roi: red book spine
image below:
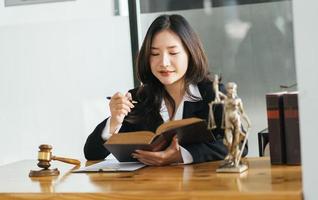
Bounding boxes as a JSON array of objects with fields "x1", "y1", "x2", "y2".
[
  {"x1": 266, "y1": 93, "x2": 286, "y2": 164},
  {"x1": 283, "y1": 92, "x2": 301, "y2": 165}
]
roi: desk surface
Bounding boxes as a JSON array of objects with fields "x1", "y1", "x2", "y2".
[{"x1": 0, "y1": 157, "x2": 302, "y2": 200}]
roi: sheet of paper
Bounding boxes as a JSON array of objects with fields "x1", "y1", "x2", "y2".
[{"x1": 72, "y1": 159, "x2": 146, "y2": 172}]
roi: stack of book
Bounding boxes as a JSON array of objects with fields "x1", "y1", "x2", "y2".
[{"x1": 266, "y1": 91, "x2": 301, "y2": 165}]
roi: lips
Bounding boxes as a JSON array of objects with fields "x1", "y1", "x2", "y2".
[{"x1": 159, "y1": 70, "x2": 174, "y2": 77}]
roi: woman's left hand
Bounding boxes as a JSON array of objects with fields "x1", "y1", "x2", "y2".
[{"x1": 132, "y1": 137, "x2": 183, "y2": 166}]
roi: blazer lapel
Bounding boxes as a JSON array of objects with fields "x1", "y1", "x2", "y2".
[
  {"x1": 183, "y1": 81, "x2": 214, "y2": 119},
  {"x1": 147, "y1": 81, "x2": 215, "y2": 129}
]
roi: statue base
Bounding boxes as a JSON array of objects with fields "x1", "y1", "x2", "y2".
[{"x1": 216, "y1": 164, "x2": 248, "y2": 173}]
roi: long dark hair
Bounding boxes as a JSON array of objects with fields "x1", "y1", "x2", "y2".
[{"x1": 128, "y1": 14, "x2": 210, "y2": 125}]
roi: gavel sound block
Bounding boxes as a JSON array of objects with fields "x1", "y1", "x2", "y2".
[{"x1": 29, "y1": 144, "x2": 81, "y2": 177}]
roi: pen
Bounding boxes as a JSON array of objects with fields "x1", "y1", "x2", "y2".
[{"x1": 106, "y1": 96, "x2": 138, "y2": 104}]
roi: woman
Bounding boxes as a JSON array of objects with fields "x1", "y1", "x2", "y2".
[{"x1": 84, "y1": 14, "x2": 246, "y2": 165}]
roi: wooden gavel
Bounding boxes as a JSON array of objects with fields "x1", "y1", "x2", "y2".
[
  {"x1": 37, "y1": 144, "x2": 80, "y2": 169},
  {"x1": 29, "y1": 144, "x2": 81, "y2": 177}
]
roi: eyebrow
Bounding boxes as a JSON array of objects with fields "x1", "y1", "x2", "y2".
[{"x1": 151, "y1": 45, "x2": 179, "y2": 50}]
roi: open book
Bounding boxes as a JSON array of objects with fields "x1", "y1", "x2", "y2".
[{"x1": 104, "y1": 117, "x2": 213, "y2": 162}]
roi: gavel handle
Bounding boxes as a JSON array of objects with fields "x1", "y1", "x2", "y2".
[{"x1": 52, "y1": 156, "x2": 81, "y2": 166}]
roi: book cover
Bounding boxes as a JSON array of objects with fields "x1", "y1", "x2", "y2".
[
  {"x1": 104, "y1": 118, "x2": 214, "y2": 162},
  {"x1": 283, "y1": 92, "x2": 301, "y2": 165},
  {"x1": 266, "y1": 92, "x2": 286, "y2": 164}
]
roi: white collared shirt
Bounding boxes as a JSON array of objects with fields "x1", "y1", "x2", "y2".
[{"x1": 102, "y1": 84, "x2": 202, "y2": 164}]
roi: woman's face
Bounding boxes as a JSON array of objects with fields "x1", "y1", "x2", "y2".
[{"x1": 150, "y1": 29, "x2": 189, "y2": 88}]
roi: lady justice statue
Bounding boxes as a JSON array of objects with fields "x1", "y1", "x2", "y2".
[{"x1": 209, "y1": 76, "x2": 251, "y2": 173}]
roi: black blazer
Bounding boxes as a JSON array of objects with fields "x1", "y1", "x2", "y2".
[{"x1": 84, "y1": 81, "x2": 248, "y2": 163}]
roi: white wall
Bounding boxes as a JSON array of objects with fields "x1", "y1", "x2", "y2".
[
  {"x1": 0, "y1": 0, "x2": 134, "y2": 165},
  {"x1": 292, "y1": 0, "x2": 318, "y2": 199}
]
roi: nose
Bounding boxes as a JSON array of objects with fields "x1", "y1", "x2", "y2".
[{"x1": 161, "y1": 52, "x2": 171, "y2": 67}]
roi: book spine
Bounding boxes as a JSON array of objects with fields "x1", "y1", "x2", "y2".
[
  {"x1": 266, "y1": 94, "x2": 286, "y2": 164},
  {"x1": 283, "y1": 93, "x2": 301, "y2": 165}
]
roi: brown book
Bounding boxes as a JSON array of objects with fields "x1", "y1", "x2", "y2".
[
  {"x1": 266, "y1": 92, "x2": 287, "y2": 164},
  {"x1": 283, "y1": 92, "x2": 301, "y2": 165},
  {"x1": 104, "y1": 118, "x2": 214, "y2": 162}
]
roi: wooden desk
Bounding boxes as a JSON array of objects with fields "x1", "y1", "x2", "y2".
[{"x1": 0, "y1": 157, "x2": 302, "y2": 200}]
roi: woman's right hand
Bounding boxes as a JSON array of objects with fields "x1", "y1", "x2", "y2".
[{"x1": 109, "y1": 92, "x2": 134, "y2": 134}]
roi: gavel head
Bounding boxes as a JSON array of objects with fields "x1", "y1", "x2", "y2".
[{"x1": 37, "y1": 144, "x2": 53, "y2": 169}]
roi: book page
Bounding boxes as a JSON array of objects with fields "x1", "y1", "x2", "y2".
[
  {"x1": 155, "y1": 117, "x2": 202, "y2": 135},
  {"x1": 106, "y1": 131, "x2": 155, "y2": 144}
]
